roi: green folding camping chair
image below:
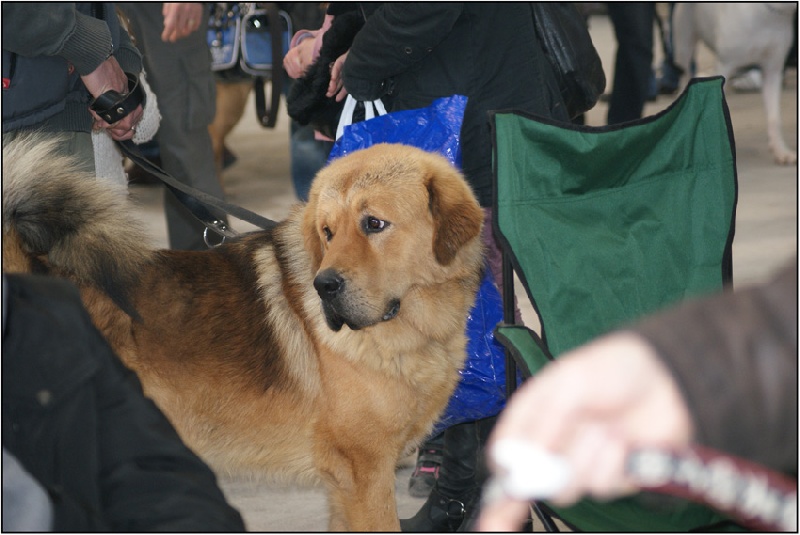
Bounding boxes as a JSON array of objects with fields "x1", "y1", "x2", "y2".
[{"x1": 490, "y1": 77, "x2": 740, "y2": 531}]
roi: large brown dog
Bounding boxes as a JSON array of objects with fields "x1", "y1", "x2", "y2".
[{"x1": 2, "y1": 137, "x2": 485, "y2": 531}]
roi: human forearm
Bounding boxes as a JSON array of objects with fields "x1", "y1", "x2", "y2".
[
  {"x1": 2, "y1": 4, "x2": 116, "y2": 77},
  {"x1": 2, "y1": 4, "x2": 86, "y2": 57},
  {"x1": 635, "y1": 260, "x2": 798, "y2": 473}
]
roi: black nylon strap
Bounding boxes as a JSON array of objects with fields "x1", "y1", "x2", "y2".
[
  {"x1": 253, "y1": 3, "x2": 284, "y2": 128},
  {"x1": 118, "y1": 140, "x2": 278, "y2": 239}
]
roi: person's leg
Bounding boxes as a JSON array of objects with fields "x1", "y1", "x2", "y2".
[
  {"x1": 409, "y1": 431, "x2": 444, "y2": 498},
  {"x1": 4, "y1": 131, "x2": 95, "y2": 175},
  {"x1": 122, "y1": 3, "x2": 225, "y2": 251},
  {"x1": 607, "y1": 3, "x2": 656, "y2": 124},
  {"x1": 401, "y1": 420, "x2": 484, "y2": 532},
  {"x1": 656, "y1": 3, "x2": 681, "y2": 94},
  {"x1": 290, "y1": 121, "x2": 333, "y2": 202},
  {"x1": 401, "y1": 416, "x2": 499, "y2": 532},
  {"x1": 404, "y1": 208, "x2": 515, "y2": 521},
  {"x1": 65, "y1": 132, "x2": 98, "y2": 175},
  {"x1": 209, "y1": 78, "x2": 252, "y2": 180}
]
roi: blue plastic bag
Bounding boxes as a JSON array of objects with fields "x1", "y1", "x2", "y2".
[
  {"x1": 435, "y1": 269, "x2": 508, "y2": 433},
  {"x1": 328, "y1": 94, "x2": 466, "y2": 165},
  {"x1": 328, "y1": 95, "x2": 509, "y2": 433}
]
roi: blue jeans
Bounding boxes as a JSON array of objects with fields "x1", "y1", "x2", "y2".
[{"x1": 290, "y1": 121, "x2": 333, "y2": 202}]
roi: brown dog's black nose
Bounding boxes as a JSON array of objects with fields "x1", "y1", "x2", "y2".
[{"x1": 314, "y1": 269, "x2": 345, "y2": 300}]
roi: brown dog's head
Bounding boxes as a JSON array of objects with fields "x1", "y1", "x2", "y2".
[{"x1": 302, "y1": 144, "x2": 484, "y2": 332}]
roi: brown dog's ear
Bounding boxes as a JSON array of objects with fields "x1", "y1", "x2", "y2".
[
  {"x1": 301, "y1": 192, "x2": 324, "y2": 270},
  {"x1": 425, "y1": 164, "x2": 484, "y2": 266}
]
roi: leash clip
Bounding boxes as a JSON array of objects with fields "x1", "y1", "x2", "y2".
[{"x1": 203, "y1": 219, "x2": 237, "y2": 248}]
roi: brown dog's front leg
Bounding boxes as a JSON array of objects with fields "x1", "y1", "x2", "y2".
[
  {"x1": 341, "y1": 461, "x2": 400, "y2": 531},
  {"x1": 322, "y1": 452, "x2": 400, "y2": 531},
  {"x1": 326, "y1": 498, "x2": 349, "y2": 532}
]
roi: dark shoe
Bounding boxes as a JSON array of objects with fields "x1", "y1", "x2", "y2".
[
  {"x1": 455, "y1": 488, "x2": 481, "y2": 532},
  {"x1": 456, "y1": 416, "x2": 501, "y2": 532},
  {"x1": 409, "y1": 434, "x2": 444, "y2": 498},
  {"x1": 401, "y1": 420, "x2": 486, "y2": 532},
  {"x1": 647, "y1": 75, "x2": 658, "y2": 102},
  {"x1": 400, "y1": 486, "x2": 473, "y2": 532},
  {"x1": 656, "y1": 61, "x2": 681, "y2": 96},
  {"x1": 222, "y1": 145, "x2": 238, "y2": 170}
]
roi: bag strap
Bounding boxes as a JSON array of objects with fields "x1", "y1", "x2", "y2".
[
  {"x1": 335, "y1": 95, "x2": 387, "y2": 140},
  {"x1": 253, "y1": 3, "x2": 284, "y2": 128},
  {"x1": 118, "y1": 140, "x2": 277, "y2": 243}
]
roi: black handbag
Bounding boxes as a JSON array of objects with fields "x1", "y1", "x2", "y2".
[{"x1": 531, "y1": 3, "x2": 606, "y2": 119}]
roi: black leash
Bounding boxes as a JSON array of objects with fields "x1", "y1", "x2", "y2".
[
  {"x1": 118, "y1": 140, "x2": 278, "y2": 245},
  {"x1": 95, "y1": 70, "x2": 277, "y2": 244}
]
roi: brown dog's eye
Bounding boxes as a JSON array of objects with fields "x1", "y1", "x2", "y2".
[
  {"x1": 322, "y1": 226, "x2": 333, "y2": 241},
  {"x1": 364, "y1": 216, "x2": 387, "y2": 234}
]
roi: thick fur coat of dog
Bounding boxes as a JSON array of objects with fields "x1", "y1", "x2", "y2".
[
  {"x1": 2, "y1": 137, "x2": 485, "y2": 531},
  {"x1": 672, "y1": 2, "x2": 797, "y2": 165}
]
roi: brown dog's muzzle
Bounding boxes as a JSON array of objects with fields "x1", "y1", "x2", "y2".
[{"x1": 313, "y1": 268, "x2": 400, "y2": 332}]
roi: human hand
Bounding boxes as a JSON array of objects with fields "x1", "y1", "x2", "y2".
[
  {"x1": 326, "y1": 51, "x2": 349, "y2": 102},
  {"x1": 477, "y1": 331, "x2": 693, "y2": 532},
  {"x1": 161, "y1": 3, "x2": 204, "y2": 43},
  {"x1": 284, "y1": 36, "x2": 317, "y2": 79},
  {"x1": 82, "y1": 56, "x2": 143, "y2": 141}
]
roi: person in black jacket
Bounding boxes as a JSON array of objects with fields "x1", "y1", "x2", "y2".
[
  {"x1": 340, "y1": 3, "x2": 569, "y2": 209},
  {"x1": 330, "y1": 4, "x2": 572, "y2": 531},
  {"x1": 2, "y1": 274, "x2": 245, "y2": 532}
]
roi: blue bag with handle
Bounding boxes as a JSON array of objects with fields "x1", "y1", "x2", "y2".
[{"x1": 328, "y1": 95, "x2": 510, "y2": 433}]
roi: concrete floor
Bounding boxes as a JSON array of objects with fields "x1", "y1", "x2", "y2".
[{"x1": 127, "y1": 13, "x2": 797, "y2": 532}]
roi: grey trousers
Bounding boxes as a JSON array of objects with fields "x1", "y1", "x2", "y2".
[
  {"x1": 3, "y1": 131, "x2": 95, "y2": 175},
  {"x1": 120, "y1": 3, "x2": 225, "y2": 250}
]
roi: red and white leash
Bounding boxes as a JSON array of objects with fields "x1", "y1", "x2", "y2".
[{"x1": 486, "y1": 440, "x2": 797, "y2": 532}]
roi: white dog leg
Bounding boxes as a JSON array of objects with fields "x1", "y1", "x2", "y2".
[{"x1": 761, "y1": 62, "x2": 797, "y2": 165}]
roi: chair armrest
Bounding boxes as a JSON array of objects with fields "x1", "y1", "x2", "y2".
[{"x1": 494, "y1": 324, "x2": 553, "y2": 379}]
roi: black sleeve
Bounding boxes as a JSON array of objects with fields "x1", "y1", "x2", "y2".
[
  {"x1": 635, "y1": 259, "x2": 798, "y2": 475},
  {"x1": 2, "y1": 275, "x2": 245, "y2": 532},
  {"x1": 113, "y1": 17, "x2": 143, "y2": 76},
  {"x1": 343, "y1": 2, "x2": 463, "y2": 100},
  {"x1": 91, "y1": 315, "x2": 244, "y2": 531},
  {"x1": 327, "y1": 2, "x2": 360, "y2": 17},
  {"x1": 96, "y1": 350, "x2": 245, "y2": 531}
]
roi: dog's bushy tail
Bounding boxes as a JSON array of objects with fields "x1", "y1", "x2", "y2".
[{"x1": 2, "y1": 134, "x2": 152, "y2": 316}]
